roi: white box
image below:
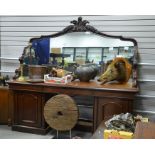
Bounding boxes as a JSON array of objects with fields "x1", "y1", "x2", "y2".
[{"x1": 44, "y1": 74, "x2": 73, "y2": 84}]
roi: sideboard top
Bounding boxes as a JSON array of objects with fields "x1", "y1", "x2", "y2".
[{"x1": 8, "y1": 80, "x2": 139, "y2": 93}]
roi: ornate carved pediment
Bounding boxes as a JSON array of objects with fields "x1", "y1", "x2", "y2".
[
  {"x1": 27, "y1": 16, "x2": 138, "y2": 87},
  {"x1": 29, "y1": 16, "x2": 137, "y2": 47},
  {"x1": 51, "y1": 16, "x2": 99, "y2": 34}
]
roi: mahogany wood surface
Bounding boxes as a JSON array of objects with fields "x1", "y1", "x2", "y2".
[
  {"x1": 134, "y1": 122, "x2": 155, "y2": 139},
  {"x1": 8, "y1": 80, "x2": 138, "y2": 134},
  {"x1": 0, "y1": 86, "x2": 9, "y2": 124}
]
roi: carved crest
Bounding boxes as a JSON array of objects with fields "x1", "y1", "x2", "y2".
[
  {"x1": 29, "y1": 16, "x2": 137, "y2": 47},
  {"x1": 62, "y1": 16, "x2": 97, "y2": 33},
  {"x1": 70, "y1": 16, "x2": 89, "y2": 31}
]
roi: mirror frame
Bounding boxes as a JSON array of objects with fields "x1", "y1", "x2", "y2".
[{"x1": 27, "y1": 17, "x2": 138, "y2": 88}]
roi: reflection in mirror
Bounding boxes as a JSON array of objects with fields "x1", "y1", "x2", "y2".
[
  {"x1": 15, "y1": 17, "x2": 138, "y2": 87},
  {"x1": 50, "y1": 32, "x2": 134, "y2": 66}
]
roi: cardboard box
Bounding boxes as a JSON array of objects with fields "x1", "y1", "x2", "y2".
[
  {"x1": 51, "y1": 48, "x2": 61, "y2": 54},
  {"x1": 104, "y1": 129, "x2": 133, "y2": 139}
]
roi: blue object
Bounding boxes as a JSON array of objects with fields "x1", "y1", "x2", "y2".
[{"x1": 32, "y1": 38, "x2": 50, "y2": 65}]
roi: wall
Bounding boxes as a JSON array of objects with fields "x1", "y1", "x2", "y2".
[{"x1": 0, "y1": 15, "x2": 155, "y2": 121}]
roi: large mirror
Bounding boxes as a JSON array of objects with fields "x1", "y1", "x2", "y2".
[
  {"x1": 50, "y1": 32, "x2": 134, "y2": 65},
  {"x1": 16, "y1": 17, "x2": 138, "y2": 87}
]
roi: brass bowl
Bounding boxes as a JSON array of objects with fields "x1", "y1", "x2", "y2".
[{"x1": 28, "y1": 65, "x2": 48, "y2": 79}]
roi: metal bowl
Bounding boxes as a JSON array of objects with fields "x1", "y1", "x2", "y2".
[{"x1": 28, "y1": 65, "x2": 48, "y2": 79}]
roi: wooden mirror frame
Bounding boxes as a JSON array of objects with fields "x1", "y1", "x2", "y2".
[{"x1": 24, "y1": 17, "x2": 139, "y2": 88}]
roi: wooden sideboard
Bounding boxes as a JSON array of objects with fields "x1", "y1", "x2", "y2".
[{"x1": 8, "y1": 80, "x2": 138, "y2": 134}]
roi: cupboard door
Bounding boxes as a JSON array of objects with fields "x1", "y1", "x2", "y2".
[
  {"x1": 94, "y1": 97, "x2": 129, "y2": 130},
  {"x1": 0, "y1": 87, "x2": 9, "y2": 124},
  {"x1": 14, "y1": 92, "x2": 42, "y2": 128}
]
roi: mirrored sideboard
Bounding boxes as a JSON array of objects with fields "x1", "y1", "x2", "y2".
[{"x1": 8, "y1": 17, "x2": 139, "y2": 134}]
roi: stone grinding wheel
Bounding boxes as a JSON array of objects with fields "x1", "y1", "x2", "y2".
[{"x1": 44, "y1": 94, "x2": 78, "y2": 131}]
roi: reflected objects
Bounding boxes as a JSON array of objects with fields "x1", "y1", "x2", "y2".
[
  {"x1": 32, "y1": 38, "x2": 50, "y2": 65},
  {"x1": 50, "y1": 53, "x2": 71, "y2": 66},
  {"x1": 13, "y1": 43, "x2": 39, "y2": 80},
  {"x1": 51, "y1": 32, "x2": 134, "y2": 67},
  {"x1": 22, "y1": 43, "x2": 39, "y2": 65},
  {"x1": 14, "y1": 17, "x2": 138, "y2": 87},
  {"x1": 64, "y1": 62, "x2": 78, "y2": 73}
]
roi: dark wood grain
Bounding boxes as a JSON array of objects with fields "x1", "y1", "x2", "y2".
[
  {"x1": 134, "y1": 122, "x2": 155, "y2": 139},
  {"x1": 0, "y1": 86, "x2": 9, "y2": 124},
  {"x1": 8, "y1": 80, "x2": 138, "y2": 134},
  {"x1": 13, "y1": 91, "x2": 49, "y2": 134}
]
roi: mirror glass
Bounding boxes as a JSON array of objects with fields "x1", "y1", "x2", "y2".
[{"x1": 50, "y1": 32, "x2": 134, "y2": 65}]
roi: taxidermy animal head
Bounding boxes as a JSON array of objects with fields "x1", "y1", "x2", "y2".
[{"x1": 98, "y1": 57, "x2": 132, "y2": 84}]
